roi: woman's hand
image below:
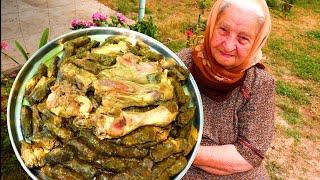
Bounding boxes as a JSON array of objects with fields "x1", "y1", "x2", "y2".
[{"x1": 193, "y1": 145, "x2": 253, "y2": 175}]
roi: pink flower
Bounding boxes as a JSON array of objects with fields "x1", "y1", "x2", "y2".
[
  {"x1": 71, "y1": 19, "x2": 95, "y2": 29},
  {"x1": 1, "y1": 41, "x2": 9, "y2": 51},
  {"x1": 185, "y1": 29, "x2": 193, "y2": 38},
  {"x1": 92, "y1": 12, "x2": 107, "y2": 21},
  {"x1": 116, "y1": 13, "x2": 126, "y2": 24},
  {"x1": 71, "y1": 19, "x2": 82, "y2": 28},
  {"x1": 83, "y1": 21, "x2": 95, "y2": 28}
]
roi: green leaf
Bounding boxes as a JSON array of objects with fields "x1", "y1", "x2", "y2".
[
  {"x1": 39, "y1": 28, "x2": 49, "y2": 49},
  {"x1": 14, "y1": 40, "x2": 28, "y2": 61}
]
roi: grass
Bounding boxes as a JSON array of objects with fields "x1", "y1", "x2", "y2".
[
  {"x1": 111, "y1": 0, "x2": 137, "y2": 15},
  {"x1": 266, "y1": 160, "x2": 285, "y2": 180},
  {"x1": 285, "y1": 128, "x2": 301, "y2": 142},
  {"x1": 277, "y1": 101, "x2": 302, "y2": 125},
  {"x1": 112, "y1": 0, "x2": 153, "y2": 16},
  {"x1": 266, "y1": 0, "x2": 320, "y2": 13},
  {"x1": 306, "y1": 30, "x2": 320, "y2": 41},
  {"x1": 294, "y1": 0, "x2": 320, "y2": 12},
  {"x1": 266, "y1": 35, "x2": 320, "y2": 82},
  {"x1": 276, "y1": 80, "x2": 310, "y2": 105},
  {"x1": 264, "y1": 1, "x2": 320, "y2": 82},
  {"x1": 165, "y1": 40, "x2": 187, "y2": 53}
]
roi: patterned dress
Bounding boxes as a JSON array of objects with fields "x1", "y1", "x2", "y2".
[{"x1": 176, "y1": 48, "x2": 275, "y2": 180}]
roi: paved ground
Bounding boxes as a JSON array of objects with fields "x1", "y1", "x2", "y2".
[{"x1": 1, "y1": 0, "x2": 132, "y2": 73}]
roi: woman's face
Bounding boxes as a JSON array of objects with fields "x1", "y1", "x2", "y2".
[{"x1": 211, "y1": 5, "x2": 261, "y2": 68}]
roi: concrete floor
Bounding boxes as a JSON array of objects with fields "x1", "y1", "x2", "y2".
[{"x1": 1, "y1": 0, "x2": 131, "y2": 72}]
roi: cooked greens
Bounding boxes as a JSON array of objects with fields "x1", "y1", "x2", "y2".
[{"x1": 20, "y1": 35, "x2": 198, "y2": 179}]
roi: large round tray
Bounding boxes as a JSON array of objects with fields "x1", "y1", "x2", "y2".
[{"x1": 7, "y1": 27, "x2": 203, "y2": 179}]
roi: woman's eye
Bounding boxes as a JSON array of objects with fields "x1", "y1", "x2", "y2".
[
  {"x1": 218, "y1": 27, "x2": 227, "y2": 35},
  {"x1": 239, "y1": 36, "x2": 249, "y2": 43},
  {"x1": 241, "y1": 36, "x2": 248, "y2": 41}
]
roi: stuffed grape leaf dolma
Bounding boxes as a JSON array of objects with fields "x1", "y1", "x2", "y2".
[
  {"x1": 25, "y1": 64, "x2": 47, "y2": 95},
  {"x1": 41, "y1": 164, "x2": 86, "y2": 180},
  {"x1": 31, "y1": 105, "x2": 42, "y2": 135},
  {"x1": 95, "y1": 156, "x2": 141, "y2": 172},
  {"x1": 67, "y1": 138, "x2": 97, "y2": 162},
  {"x1": 120, "y1": 126, "x2": 169, "y2": 147},
  {"x1": 30, "y1": 130, "x2": 60, "y2": 150},
  {"x1": 62, "y1": 36, "x2": 91, "y2": 58},
  {"x1": 27, "y1": 76, "x2": 56, "y2": 105},
  {"x1": 181, "y1": 124, "x2": 198, "y2": 156},
  {"x1": 20, "y1": 35, "x2": 198, "y2": 179},
  {"x1": 96, "y1": 171, "x2": 114, "y2": 180},
  {"x1": 44, "y1": 146, "x2": 74, "y2": 165},
  {"x1": 64, "y1": 158, "x2": 99, "y2": 179},
  {"x1": 79, "y1": 130, "x2": 148, "y2": 158},
  {"x1": 112, "y1": 166, "x2": 152, "y2": 180},
  {"x1": 47, "y1": 56, "x2": 60, "y2": 78},
  {"x1": 21, "y1": 106, "x2": 33, "y2": 138},
  {"x1": 152, "y1": 154, "x2": 187, "y2": 179},
  {"x1": 150, "y1": 137, "x2": 187, "y2": 162}
]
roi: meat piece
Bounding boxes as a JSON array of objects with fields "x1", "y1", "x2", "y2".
[
  {"x1": 99, "y1": 53, "x2": 161, "y2": 84},
  {"x1": 73, "y1": 104, "x2": 178, "y2": 139},
  {"x1": 94, "y1": 70, "x2": 174, "y2": 114},
  {"x1": 21, "y1": 141, "x2": 48, "y2": 168},
  {"x1": 91, "y1": 40, "x2": 129, "y2": 55},
  {"x1": 58, "y1": 63, "x2": 96, "y2": 91},
  {"x1": 46, "y1": 81, "x2": 93, "y2": 118}
]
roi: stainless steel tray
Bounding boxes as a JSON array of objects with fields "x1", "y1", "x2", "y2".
[{"x1": 7, "y1": 27, "x2": 203, "y2": 180}]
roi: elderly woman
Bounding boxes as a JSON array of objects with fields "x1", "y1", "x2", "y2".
[{"x1": 177, "y1": 0, "x2": 274, "y2": 179}]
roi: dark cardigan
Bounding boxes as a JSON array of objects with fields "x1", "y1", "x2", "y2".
[{"x1": 177, "y1": 48, "x2": 275, "y2": 180}]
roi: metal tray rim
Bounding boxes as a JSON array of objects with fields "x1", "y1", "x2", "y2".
[{"x1": 7, "y1": 27, "x2": 204, "y2": 180}]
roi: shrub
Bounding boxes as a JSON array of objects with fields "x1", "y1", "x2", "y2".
[
  {"x1": 198, "y1": 0, "x2": 212, "y2": 14},
  {"x1": 266, "y1": 0, "x2": 277, "y2": 8},
  {"x1": 129, "y1": 16, "x2": 158, "y2": 39}
]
